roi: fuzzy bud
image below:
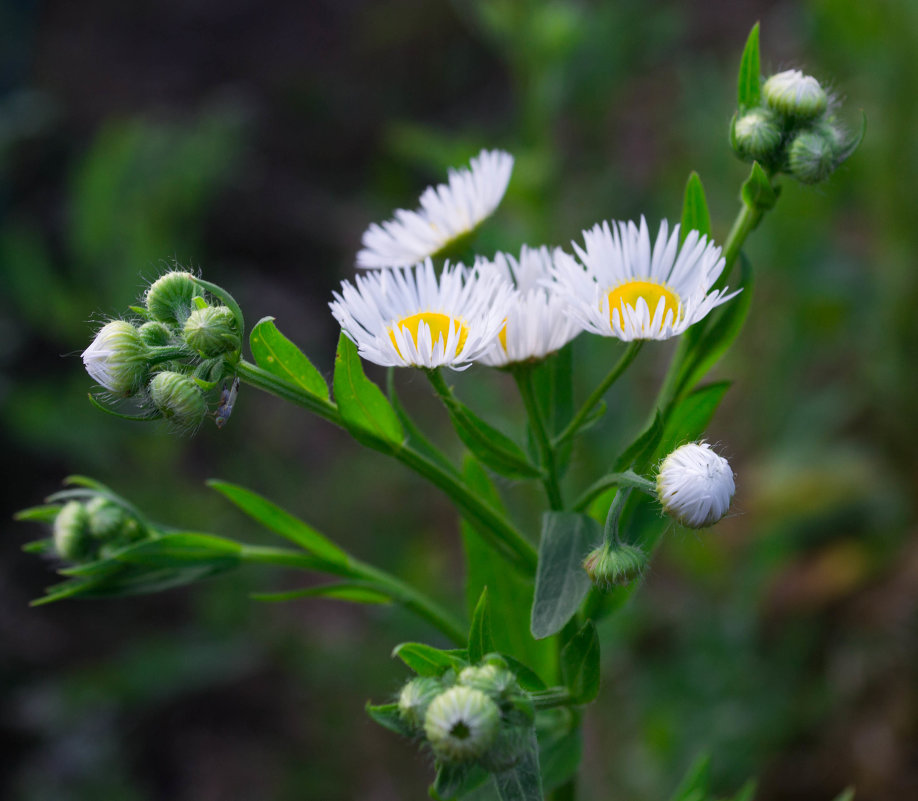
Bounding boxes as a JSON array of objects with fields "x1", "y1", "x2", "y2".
[
  {"x1": 82, "y1": 320, "x2": 150, "y2": 395},
  {"x1": 763, "y1": 69, "x2": 828, "y2": 120},
  {"x1": 85, "y1": 497, "x2": 126, "y2": 541},
  {"x1": 138, "y1": 321, "x2": 174, "y2": 347},
  {"x1": 583, "y1": 541, "x2": 648, "y2": 590},
  {"x1": 424, "y1": 686, "x2": 500, "y2": 763},
  {"x1": 731, "y1": 108, "x2": 783, "y2": 162},
  {"x1": 183, "y1": 306, "x2": 240, "y2": 357},
  {"x1": 458, "y1": 663, "x2": 517, "y2": 699},
  {"x1": 53, "y1": 501, "x2": 95, "y2": 562},
  {"x1": 145, "y1": 271, "x2": 197, "y2": 326},
  {"x1": 656, "y1": 442, "x2": 735, "y2": 528},
  {"x1": 149, "y1": 370, "x2": 206, "y2": 429},
  {"x1": 397, "y1": 677, "x2": 443, "y2": 731},
  {"x1": 786, "y1": 125, "x2": 840, "y2": 184}
]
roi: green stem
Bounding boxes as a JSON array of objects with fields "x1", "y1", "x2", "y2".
[
  {"x1": 554, "y1": 341, "x2": 643, "y2": 447},
  {"x1": 530, "y1": 687, "x2": 575, "y2": 709},
  {"x1": 240, "y1": 545, "x2": 466, "y2": 645},
  {"x1": 718, "y1": 197, "x2": 764, "y2": 287},
  {"x1": 148, "y1": 345, "x2": 195, "y2": 364},
  {"x1": 512, "y1": 364, "x2": 563, "y2": 510},
  {"x1": 236, "y1": 359, "x2": 536, "y2": 575},
  {"x1": 572, "y1": 470, "x2": 656, "y2": 512}
]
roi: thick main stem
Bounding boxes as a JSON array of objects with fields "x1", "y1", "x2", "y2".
[
  {"x1": 512, "y1": 365, "x2": 563, "y2": 510},
  {"x1": 554, "y1": 341, "x2": 643, "y2": 447}
]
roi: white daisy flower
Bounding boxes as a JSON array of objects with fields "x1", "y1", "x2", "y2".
[
  {"x1": 330, "y1": 258, "x2": 512, "y2": 370},
  {"x1": 550, "y1": 217, "x2": 739, "y2": 341},
  {"x1": 477, "y1": 245, "x2": 583, "y2": 366},
  {"x1": 656, "y1": 442, "x2": 735, "y2": 528},
  {"x1": 356, "y1": 149, "x2": 514, "y2": 270}
]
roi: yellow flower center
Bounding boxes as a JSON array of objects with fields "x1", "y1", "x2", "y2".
[
  {"x1": 389, "y1": 312, "x2": 469, "y2": 357},
  {"x1": 607, "y1": 280, "x2": 681, "y2": 331},
  {"x1": 498, "y1": 321, "x2": 508, "y2": 352}
]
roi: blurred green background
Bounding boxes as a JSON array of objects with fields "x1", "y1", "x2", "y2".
[{"x1": 2, "y1": 0, "x2": 916, "y2": 799}]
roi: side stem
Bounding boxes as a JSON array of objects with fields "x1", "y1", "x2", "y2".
[{"x1": 512, "y1": 364, "x2": 563, "y2": 510}]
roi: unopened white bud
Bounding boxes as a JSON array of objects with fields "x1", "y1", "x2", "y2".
[
  {"x1": 656, "y1": 442, "x2": 735, "y2": 528},
  {"x1": 763, "y1": 69, "x2": 828, "y2": 120},
  {"x1": 82, "y1": 320, "x2": 150, "y2": 395},
  {"x1": 424, "y1": 686, "x2": 500, "y2": 763}
]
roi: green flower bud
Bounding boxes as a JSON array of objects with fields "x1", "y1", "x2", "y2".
[
  {"x1": 583, "y1": 541, "x2": 648, "y2": 590},
  {"x1": 763, "y1": 69, "x2": 828, "y2": 120},
  {"x1": 53, "y1": 501, "x2": 95, "y2": 562},
  {"x1": 458, "y1": 664, "x2": 517, "y2": 699},
  {"x1": 85, "y1": 497, "x2": 126, "y2": 541},
  {"x1": 149, "y1": 370, "x2": 206, "y2": 429},
  {"x1": 138, "y1": 321, "x2": 175, "y2": 347},
  {"x1": 145, "y1": 271, "x2": 197, "y2": 325},
  {"x1": 479, "y1": 724, "x2": 530, "y2": 773},
  {"x1": 786, "y1": 124, "x2": 842, "y2": 184},
  {"x1": 82, "y1": 320, "x2": 150, "y2": 395},
  {"x1": 183, "y1": 306, "x2": 240, "y2": 357},
  {"x1": 424, "y1": 686, "x2": 500, "y2": 763},
  {"x1": 731, "y1": 108, "x2": 783, "y2": 162},
  {"x1": 397, "y1": 677, "x2": 443, "y2": 731}
]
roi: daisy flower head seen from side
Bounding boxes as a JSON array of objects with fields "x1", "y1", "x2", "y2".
[
  {"x1": 330, "y1": 258, "x2": 513, "y2": 370},
  {"x1": 550, "y1": 217, "x2": 739, "y2": 341},
  {"x1": 477, "y1": 245, "x2": 583, "y2": 367},
  {"x1": 356, "y1": 149, "x2": 514, "y2": 270}
]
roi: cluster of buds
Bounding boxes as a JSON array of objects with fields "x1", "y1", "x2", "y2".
[
  {"x1": 81, "y1": 270, "x2": 242, "y2": 430},
  {"x1": 397, "y1": 654, "x2": 534, "y2": 772},
  {"x1": 52, "y1": 497, "x2": 147, "y2": 563},
  {"x1": 731, "y1": 69, "x2": 856, "y2": 184}
]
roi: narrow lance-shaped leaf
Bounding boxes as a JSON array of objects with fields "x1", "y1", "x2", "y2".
[
  {"x1": 560, "y1": 621, "x2": 600, "y2": 704},
  {"x1": 680, "y1": 172, "x2": 712, "y2": 243},
  {"x1": 468, "y1": 586, "x2": 494, "y2": 664},
  {"x1": 741, "y1": 161, "x2": 778, "y2": 211},
  {"x1": 249, "y1": 316, "x2": 328, "y2": 400},
  {"x1": 334, "y1": 333, "x2": 405, "y2": 451},
  {"x1": 654, "y1": 381, "x2": 732, "y2": 463},
  {"x1": 737, "y1": 22, "x2": 761, "y2": 109},
  {"x1": 365, "y1": 702, "x2": 413, "y2": 737},
  {"x1": 251, "y1": 582, "x2": 392, "y2": 605},
  {"x1": 391, "y1": 642, "x2": 466, "y2": 676},
  {"x1": 530, "y1": 513, "x2": 596, "y2": 639}
]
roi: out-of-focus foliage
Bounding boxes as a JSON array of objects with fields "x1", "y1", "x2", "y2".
[{"x1": 2, "y1": 1, "x2": 916, "y2": 800}]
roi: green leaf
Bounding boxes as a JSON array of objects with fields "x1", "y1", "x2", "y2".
[
  {"x1": 392, "y1": 642, "x2": 466, "y2": 676},
  {"x1": 442, "y1": 396, "x2": 542, "y2": 480},
  {"x1": 680, "y1": 172, "x2": 712, "y2": 243},
  {"x1": 492, "y1": 730, "x2": 543, "y2": 801},
  {"x1": 500, "y1": 655, "x2": 547, "y2": 692},
  {"x1": 251, "y1": 582, "x2": 392, "y2": 605},
  {"x1": 741, "y1": 161, "x2": 778, "y2": 211},
  {"x1": 737, "y1": 22, "x2": 761, "y2": 110},
  {"x1": 614, "y1": 411, "x2": 664, "y2": 473},
  {"x1": 366, "y1": 702, "x2": 413, "y2": 737},
  {"x1": 530, "y1": 513, "x2": 596, "y2": 639},
  {"x1": 15, "y1": 505, "x2": 63, "y2": 523},
  {"x1": 655, "y1": 382, "x2": 731, "y2": 463},
  {"x1": 668, "y1": 754, "x2": 711, "y2": 801},
  {"x1": 431, "y1": 762, "x2": 490, "y2": 801},
  {"x1": 729, "y1": 779, "x2": 758, "y2": 801},
  {"x1": 539, "y1": 727, "x2": 582, "y2": 793},
  {"x1": 112, "y1": 532, "x2": 242, "y2": 567},
  {"x1": 830, "y1": 789, "x2": 855, "y2": 801},
  {"x1": 249, "y1": 316, "x2": 329, "y2": 400},
  {"x1": 468, "y1": 587, "x2": 494, "y2": 664},
  {"x1": 460, "y1": 457, "x2": 555, "y2": 681},
  {"x1": 208, "y1": 480, "x2": 350, "y2": 567},
  {"x1": 560, "y1": 621, "x2": 600, "y2": 703},
  {"x1": 334, "y1": 333, "x2": 405, "y2": 451},
  {"x1": 22, "y1": 539, "x2": 54, "y2": 554}
]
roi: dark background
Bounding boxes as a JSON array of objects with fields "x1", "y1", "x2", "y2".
[{"x1": 2, "y1": 1, "x2": 916, "y2": 799}]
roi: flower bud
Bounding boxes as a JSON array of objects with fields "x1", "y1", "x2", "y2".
[
  {"x1": 458, "y1": 663, "x2": 517, "y2": 699},
  {"x1": 53, "y1": 501, "x2": 95, "y2": 562},
  {"x1": 145, "y1": 271, "x2": 197, "y2": 325},
  {"x1": 85, "y1": 496, "x2": 126, "y2": 541},
  {"x1": 656, "y1": 442, "x2": 735, "y2": 528},
  {"x1": 479, "y1": 724, "x2": 530, "y2": 773},
  {"x1": 82, "y1": 320, "x2": 150, "y2": 395},
  {"x1": 583, "y1": 541, "x2": 648, "y2": 590},
  {"x1": 763, "y1": 69, "x2": 828, "y2": 120},
  {"x1": 149, "y1": 370, "x2": 206, "y2": 429},
  {"x1": 398, "y1": 677, "x2": 443, "y2": 731},
  {"x1": 731, "y1": 108, "x2": 783, "y2": 162},
  {"x1": 183, "y1": 305, "x2": 240, "y2": 357},
  {"x1": 424, "y1": 686, "x2": 500, "y2": 763},
  {"x1": 786, "y1": 125, "x2": 839, "y2": 184},
  {"x1": 138, "y1": 321, "x2": 174, "y2": 347}
]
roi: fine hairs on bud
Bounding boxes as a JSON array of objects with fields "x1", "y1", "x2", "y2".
[
  {"x1": 763, "y1": 69, "x2": 828, "y2": 120},
  {"x1": 583, "y1": 541, "x2": 648, "y2": 590},
  {"x1": 82, "y1": 320, "x2": 150, "y2": 395},
  {"x1": 656, "y1": 442, "x2": 735, "y2": 529},
  {"x1": 787, "y1": 126, "x2": 840, "y2": 184},
  {"x1": 148, "y1": 370, "x2": 207, "y2": 430},
  {"x1": 145, "y1": 271, "x2": 198, "y2": 326},
  {"x1": 424, "y1": 686, "x2": 500, "y2": 763},
  {"x1": 183, "y1": 305, "x2": 240, "y2": 357},
  {"x1": 731, "y1": 108, "x2": 783, "y2": 162},
  {"x1": 138, "y1": 321, "x2": 175, "y2": 347},
  {"x1": 397, "y1": 677, "x2": 443, "y2": 731}
]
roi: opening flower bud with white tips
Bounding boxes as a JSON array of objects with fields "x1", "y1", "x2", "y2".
[
  {"x1": 424, "y1": 685, "x2": 500, "y2": 763},
  {"x1": 82, "y1": 320, "x2": 150, "y2": 395},
  {"x1": 763, "y1": 69, "x2": 828, "y2": 120},
  {"x1": 656, "y1": 442, "x2": 735, "y2": 528}
]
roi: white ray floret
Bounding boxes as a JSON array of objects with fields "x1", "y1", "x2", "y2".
[
  {"x1": 477, "y1": 245, "x2": 583, "y2": 366},
  {"x1": 656, "y1": 441, "x2": 735, "y2": 528},
  {"x1": 549, "y1": 217, "x2": 739, "y2": 341},
  {"x1": 357, "y1": 149, "x2": 514, "y2": 269},
  {"x1": 330, "y1": 258, "x2": 513, "y2": 370}
]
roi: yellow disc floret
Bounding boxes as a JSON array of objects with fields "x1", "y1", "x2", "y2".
[
  {"x1": 607, "y1": 280, "x2": 681, "y2": 332},
  {"x1": 389, "y1": 312, "x2": 469, "y2": 357}
]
